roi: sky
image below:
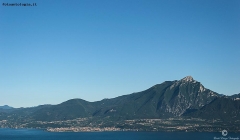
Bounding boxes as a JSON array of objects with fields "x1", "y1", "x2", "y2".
[{"x1": 0, "y1": 0, "x2": 240, "y2": 108}]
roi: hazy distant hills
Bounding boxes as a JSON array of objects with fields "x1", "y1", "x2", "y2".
[
  {"x1": 0, "y1": 105, "x2": 13, "y2": 110},
  {"x1": 0, "y1": 105, "x2": 14, "y2": 113},
  {"x1": 230, "y1": 93, "x2": 240, "y2": 99},
  {"x1": 1, "y1": 76, "x2": 240, "y2": 122}
]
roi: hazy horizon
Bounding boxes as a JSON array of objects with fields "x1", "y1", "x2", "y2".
[{"x1": 1, "y1": 0, "x2": 240, "y2": 107}]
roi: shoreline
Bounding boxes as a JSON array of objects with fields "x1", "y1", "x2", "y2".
[{"x1": 1, "y1": 127, "x2": 240, "y2": 133}]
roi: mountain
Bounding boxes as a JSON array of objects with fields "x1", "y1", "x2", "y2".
[
  {"x1": 183, "y1": 96, "x2": 240, "y2": 121},
  {"x1": 1, "y1": 76, "x2": 239, "y2": 132},
  {"x1": 1, "y1": 76, "x2": 223, "y2": 121},
  {"x1": 31, "y1": 99, "x2": 96, "y2": 121},
  {"x1": 0, "y1": 105, "x2": 13, "y2": 109},
  {"x1": 88, "y1": 76, "x2": 219, "y2": 119},
  {"x1": 230, "y1": 93, "x2": 240, "y2": 100}
]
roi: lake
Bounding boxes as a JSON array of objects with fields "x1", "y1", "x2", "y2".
[{"x1": 0, "y1": 128, "x2": 239, "y2": 140}]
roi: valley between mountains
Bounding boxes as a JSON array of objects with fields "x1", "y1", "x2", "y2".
[{"x1": 0, "y1": 76, "x2": 240, "y2": 132}]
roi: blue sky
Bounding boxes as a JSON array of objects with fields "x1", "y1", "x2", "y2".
[{"x1": 1, "y1": 0, "x2": 240, "y2": 107}]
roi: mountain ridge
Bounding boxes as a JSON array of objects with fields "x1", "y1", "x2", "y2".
[
  {"x1": 1, "y1": 76, "x2": 239, "y2": 132},
  {"x1": 0, "y1": 76, "x2": 239, "y2": 123}
]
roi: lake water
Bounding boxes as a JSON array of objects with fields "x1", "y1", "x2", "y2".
[{"x1": 0, "y1": 128, "x2": 239, "y2": 140}]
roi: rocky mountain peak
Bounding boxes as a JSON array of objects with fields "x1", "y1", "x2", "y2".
[{"x1": 181, "y1": 76, "x2": 194, "y2": 82}]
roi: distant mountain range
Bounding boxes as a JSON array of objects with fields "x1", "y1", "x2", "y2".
[{"x1": 1, "y1": 76, "x2": 240, "y2": 131}]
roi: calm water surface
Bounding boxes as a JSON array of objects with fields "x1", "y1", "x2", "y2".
[{"x1": 0, "y1": 128, "x2": 239, "y2": 140}]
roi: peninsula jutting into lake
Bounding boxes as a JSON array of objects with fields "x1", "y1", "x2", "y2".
[{"x1": 0, "y1": 76, "x2": 240, "y2": 132}]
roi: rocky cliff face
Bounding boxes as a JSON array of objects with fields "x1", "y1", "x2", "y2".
[{"x1": 157, "y1": 76, "x2": 219, "y2": 116}]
